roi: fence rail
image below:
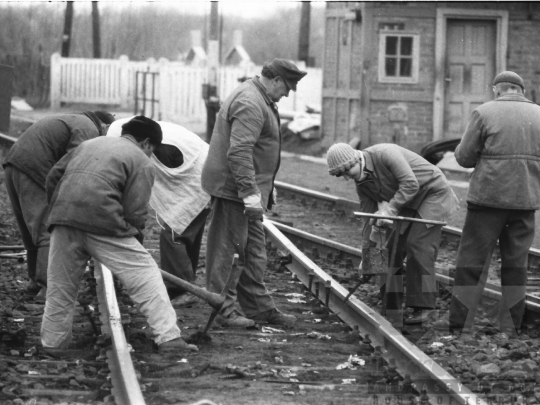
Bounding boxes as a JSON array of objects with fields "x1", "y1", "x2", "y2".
[{"x1": 50, "y1": 53, "x2": 322, "y2": 123}]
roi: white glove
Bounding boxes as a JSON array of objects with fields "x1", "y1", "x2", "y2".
[
  {"x1": 367, "y1": 201, "x2": 393, "y2": 228},
  {"x1": 243, "y1": 193, "x2": 263, "y2": 221},
  {"x1": 243, "y1": 193, "x2": 262, "y2": 209},
  {"x1": 369, "y1": 226, "x2": 387, "y2": 246},
  {"x1": 272, "y1": 187, "x2": 278, "y2": 206}
]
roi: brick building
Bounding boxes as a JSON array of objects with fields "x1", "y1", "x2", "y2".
[{"x1": 322, "y1": 2, "x2": 540, "y2": 152}]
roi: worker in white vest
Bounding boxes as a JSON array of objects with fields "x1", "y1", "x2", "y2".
[{"x1": 107, "y1": 118, "x2": 211, "y2": 307}]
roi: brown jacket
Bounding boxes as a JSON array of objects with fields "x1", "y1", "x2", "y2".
[{"x1": 201, "y1": 77, "x2": 280, "y2": 209}]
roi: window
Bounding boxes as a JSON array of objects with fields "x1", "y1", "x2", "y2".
[{"x1": 378, "y1": 31, "x2": 420, "y2": 83}]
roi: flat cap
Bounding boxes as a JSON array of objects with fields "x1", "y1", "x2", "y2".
[
  {"x1": 93, "y1": 110, "x2": 115, "y2": 125},
  {"x1": 493, "y1": 71, "x2": 524, "y2": 89},
  {"x1": 269, "y1": 58, "x2": 307, "y2": 92},
  {"x1": 121, "y1": 116, "x2": 162, "y2": 146}
]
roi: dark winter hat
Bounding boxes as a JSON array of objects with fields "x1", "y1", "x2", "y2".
[
  {"x1": 268, "y1": 59, "x2": 307, "y2": 91},
  {"x1": 93, "y1": 110, "x2": 115, "y2": 125},
  {"x1": 121, "y1": 116, "x2": 162, "y2": 146},
  {"x1": 493, "y1": 71, "x2": 525, "y2": 89}
]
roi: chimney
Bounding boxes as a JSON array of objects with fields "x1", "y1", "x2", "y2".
[{"x1": 190, "y1": 30, "x2": 202, "y2": 48}]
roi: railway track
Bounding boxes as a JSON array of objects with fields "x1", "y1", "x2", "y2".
[
  {"x1": 273, "y1": 181, "x2": 540, "y2": 321},
  {"x1": 1, "y1": 129, "x2": 539, "y2": 404}
]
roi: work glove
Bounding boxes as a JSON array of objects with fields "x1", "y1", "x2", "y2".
[
  {"x1": 271, "y1": 187, "x2": 278, "y2": 206},
  {"x1": 369, "y1": 226, "x2": 387, "y2": 246},
  {"x1": 369, "y1": 201, "x2": 395, "y2": 228},
  {"x1": 243, "y1": 193, "x2": 264, "y2": 222}
]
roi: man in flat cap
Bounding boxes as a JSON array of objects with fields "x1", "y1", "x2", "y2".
[
  {"x1": 433, "y1": 71, "x2": 540, "y2": 336},
  {"x1": 202, "y1": 59, "x2": 307, "y2": 327},
  {"x1": 41, "y1": 116, "x2": 198, "y2": 353},
  {"x1": 3, "y1": 110, "x2": 115, "y2": 298}
]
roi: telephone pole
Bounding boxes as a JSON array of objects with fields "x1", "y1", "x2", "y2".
[
  {"x1": 298, "y1": 2, "x2": 311, "y2": 66},
  {"x1": 204, "y1": 1, "x2": 221, "y2": 142},
  {"x1": 61, "y1": 1, "x2": 74, "y2": 57},
  {"x1": 91, "y1": 1, "x2": 102, "y2": 58}
]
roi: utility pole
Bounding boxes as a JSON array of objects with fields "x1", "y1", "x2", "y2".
[
  {"x1": 204, "y1": 1, "x2": 221, "y2": 142},
  {"x1": 61, "y1": 1, "x2": 74, "y2": 57},
  {"x1": 91, "y1": 1, "x2": 102, "y2": 58},
  {"x1": 298, "y1": 2, "x2": 311, "y2": 66}
]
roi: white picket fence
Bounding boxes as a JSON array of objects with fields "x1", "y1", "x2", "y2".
[{"x1": 50, "y1": 53, "x2": 322, "y2": 123}]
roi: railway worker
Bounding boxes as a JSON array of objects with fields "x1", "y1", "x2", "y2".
[
  {"x1": 201, "y1": 59, "x2": 307, "y2": 327},
  {"x1": 432, "y1": 71, "x2": 540, "y2": 336},
  {"x1": 3, "y1": 111, "x2": 115, "y2": 298},
  {"x1": 41, "y1": 116, "x2": 197, "y2": 352},
  {"x1": 107, "y1": 118, "x2": 211, "y2": 308},
  {"x1": 326, "y1": 143, "x2": 458, "y2": 326}
]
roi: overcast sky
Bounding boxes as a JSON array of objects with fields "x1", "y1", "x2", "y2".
[{"x1": 4, "y1": 0, "x2": 326, "y2": 20}]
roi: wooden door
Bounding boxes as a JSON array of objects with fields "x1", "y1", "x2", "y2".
[{"x1": 443, "y1": 19, "x2": 496, "y2": 139}]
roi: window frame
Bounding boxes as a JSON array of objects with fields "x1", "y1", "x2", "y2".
[{"x1": 378, "y1": 30, "x2": 420, "y2": 84}]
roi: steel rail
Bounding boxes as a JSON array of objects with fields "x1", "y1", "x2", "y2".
[
  {"x1": 94, "y1": 262, "x2": 146, "y2": 405},
  {"x1": 264, "y1": 219, "x2": 487, "y2": 405},
  {"x1": 271, "y1": 220, "x2": 540, "y2": 317},
  {"x1": 274, "y1": 180, "x2": 540, "y2": 266},
  {"x1": 2, "y1": 126, "x2": 228, "y2": 404},
  {"x1": 1, "y1": 129, "x2": 147, "y2": 404}
]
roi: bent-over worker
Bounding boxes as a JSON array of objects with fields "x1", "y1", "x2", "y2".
[
  {"x1": 3, "y1": 111, "x2": 115, "y2": 297},
  {"x1": 107, "y1": 118, "x2": 211, "y2": 307},
  {"x1": 326, "y1": 143, "x2": 458, "y2": 325},
  {"x1": 41, "y1": 116, "x2": 197, "y2": 352}
]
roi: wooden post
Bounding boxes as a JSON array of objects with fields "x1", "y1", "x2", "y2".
[
  {"x1": 119, "y1": 55, "x2": 129, "y2": 109},
  {"x1": 205, "y1": 1, "x2": 220, "y2": 142},
  {"x1": 61, "y1": 2, "x2": 74, "y2": 57},
  {"x1": 158, "y1": 57, "x2": 169, "y2": 121},
  {"x1": 91, "y1": 1, "x2": 102, "y2": 59},
  {"x1": 298, "y1": 2, "x2": 311, "y2": 66},
  {"x1": 50, "y1": 53, "x2": 62, "y2": 110}
]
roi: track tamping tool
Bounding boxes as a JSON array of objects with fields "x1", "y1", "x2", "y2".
[
  {"x1": 344, "y1": 212, "x2": 446, "y2": 327},
  {"x1": 160, "y1": 254, "x2": 241, "y2": 342}
]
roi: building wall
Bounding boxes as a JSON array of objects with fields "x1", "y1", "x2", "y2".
[
  {"x1": 323, "y1": 2, "x2": 540, "y2": 153},
  {"x1": 364, "y1": 5, "x2": 437, "y2": 152}
]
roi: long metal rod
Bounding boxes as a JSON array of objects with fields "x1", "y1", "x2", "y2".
[
  {"x1": 264, "y1": 219, "x2": 487, "y2": 405},
  {"x1": 0, "y1": 245, "x2": 25, "y2": 251},
  {"x1": 354, "y1": 212, "x2": 447, "y2": 226}
]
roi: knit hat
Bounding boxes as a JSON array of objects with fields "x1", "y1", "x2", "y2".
[
  {"x1": 268, "y1": 59, "x2": 307, "y2": 91},
  {"x1": 327, "y1": 143, "x2": 364, "y2": 176},
  {"x1": 93, "y1": 110, "x2": 115, "y2": 125},
  {"x1": 121, "y1": 116, "x2": 163, "y2": 146},
  {"x1": 493, "y1": 71, "x2": 524, "y2": 89}
]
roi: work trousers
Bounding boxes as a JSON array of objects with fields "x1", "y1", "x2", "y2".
[
  {"x1": 205, "y1": 197, "x2": 275, "y2": 318},
  {"x1": 383, "y1": 210, "x2": 441, "y2": 314},
  {"x1": 160, "y1": 208, "x2": 210, "y2": 298},
  {"x1": 41, "y1": 225, "x2": 181, "y2": 348},
  {"x1": 4, "y1": 165, "x2": 49, "y2": 287},
  {"x1": 449, "y1": 206, "x2": 534, "y2": 332}
]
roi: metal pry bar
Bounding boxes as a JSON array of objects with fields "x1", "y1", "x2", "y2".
[{"x1": 353, "y1": 212, "x2": 447, "y2": 226}]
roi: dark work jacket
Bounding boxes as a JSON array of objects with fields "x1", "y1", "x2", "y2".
[
  {"x1": 455, "y1": 93, "x2": 540, "y2": 210},
  {"x1": 46, "y1": 136, "x2": 154, "y2": 238},
  {"x1": 4, "y1": 114, "x2": 102, "y2": 189},
  {"x1": 356, "y1": 144, "x2": 457, "y2": 248},
  {"x1": 201, "y1": 77, "x2": 280, "y2": 209}
]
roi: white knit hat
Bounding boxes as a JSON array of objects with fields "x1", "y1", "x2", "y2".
[{"x1": 326, "y1": 143, "x2": 364, "y2": 176}]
